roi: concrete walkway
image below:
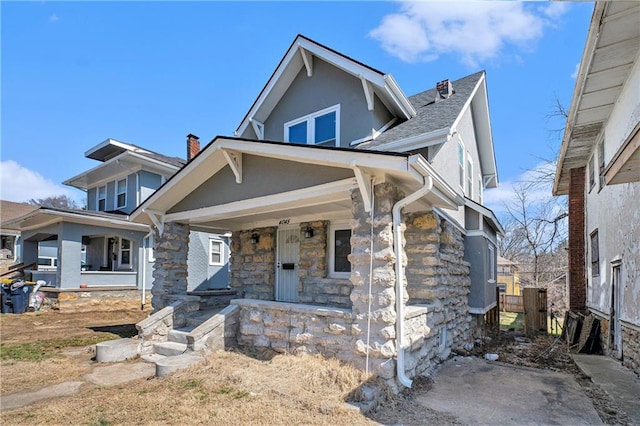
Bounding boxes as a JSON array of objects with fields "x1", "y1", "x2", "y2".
[
  {"x1": 418, "y1": 356, "x2": 603, "y2": 425},
  {"x1": 0, "y1": 361, "x2": 156, "y2": 411},
  {"x1": 573, "y1": 354, "x2": 640, "y2": 423}
]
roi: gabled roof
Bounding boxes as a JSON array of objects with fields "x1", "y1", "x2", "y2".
[
  {"x1": 553, "y1": 2, "x2": 640, "y2": 195},
  {"x1": 86, "y1": 138, "x2": 185, "y2": 168},
  {"x1": 131, "y1": 136, "x2": 464, "y2": 230},
  {"x1": 65, "y1": 140, "x2": 186, "y2": 190},
  {"x1": 361, "y1": 71, "x2": 499, "y2": 189},
  {"x1": 235, "y1": 34, "x2": 416, "y2": 139},
  {"x1": 0, "y1": 200, "x2": 39, "y2": 232}
]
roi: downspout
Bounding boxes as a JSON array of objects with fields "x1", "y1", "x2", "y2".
[{"x1": 392, "y1": 175, "x2": 433, "y2": 388}]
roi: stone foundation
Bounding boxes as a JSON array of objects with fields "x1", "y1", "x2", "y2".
[
  {"x1": 40, "y1": 287, "x2": 152, "y2": 312},
  {"x1": 622, "y1": 325, "x2": 640, "y2": 375}
]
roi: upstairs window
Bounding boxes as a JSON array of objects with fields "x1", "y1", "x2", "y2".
[
  {"x1": 458, "y1": 142, "x2": 465, "y2": 189},
  {"x1": 466, "y1": 155, "x2": 473, "y2": 197},
  {"x1": 598, "y1": 142, "x2": 605, "y2": 190},
  {"x1": 478, "y1": 175, "x2": 484, "y2": 204},
  {"x1": 284, "y1": 105, "x2": 339, "y2": 147},
  {"x1": 588, "y1": 154, "x2": 595, "y2": 191},
  {"x1": 116, "y1": 178, "x2": 127, "y2": 209},
  {"x1": 97, "y1": 186, "x2": 107, "y2": 211}
]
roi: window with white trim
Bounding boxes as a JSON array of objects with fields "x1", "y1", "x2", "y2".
[
  {"x1": 597, "y1": 141, "x2": 605, "y2": 190},
  {"x1": 478, "y1": 175, "x2": 484, "y2": 204},
  {"x1": 588, "y1": 154, "x2": 595, "y2": 191},
  {"x1": 209, "y1": 239, "x2": 223, "y2": 266},
  {"x1": 119, "y1": 238, "x2": 131, "y2": 268},
  {"x1": 97, "y1": 185, "x2": 107, "y2": 211},
  {"x1": 466, "y1": 154, "x2": 473, "y2": 197},
  {"x1": 458, "y1": 142, "x2": 465, "y2": 189},
  {"x1": 590, "y1": 230, "x2": 599, "y2": 277},
  {"x1": 284, "y1": 105, "x2": 340, "y2": 147},
  {"x1": 116, "y1": 178, "x2": 127, "y2": 209},
  {"x1": 328, "y1": 222, "x2": 351, "y2": 278}
]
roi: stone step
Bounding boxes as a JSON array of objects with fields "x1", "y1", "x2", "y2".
[
  {"x1": 153, "y1": 341, "x2": 187, "y2": 357},
  {"x1": 186, "y1": 308, "x2": 221, "y2": 328},
  {"x1": 141, "y1": 353, "x2": 166, "y2": 363},
  {"x1": 168, "y1": 329, "x2": 190, "y2": 344},
  {"x1": 155, "y1": 353, "x2": 205, "y2": 377}
]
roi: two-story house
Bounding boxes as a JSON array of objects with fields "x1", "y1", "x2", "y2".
[
  {"x1": 3, "y1": 137, "x2": 230, "y2": 311},
  {"x1": 130, "y1": 35, "x2": 502, "y2": 388},
  {"x1": 553, "y1": 2, "x2": 640, "y2": 375}
]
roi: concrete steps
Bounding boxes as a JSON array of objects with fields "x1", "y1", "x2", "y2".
[
  {"x1": 153, "y1": 341, "x2": 188, "y2": 357},
  {"x1": 156, "y1": 353, "x2": 206, "y2": 377}
]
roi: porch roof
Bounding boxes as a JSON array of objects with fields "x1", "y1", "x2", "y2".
[
  {"x1": 1, "y1": 207, "x2": 149, "y2": 233},
  {"x1": 130, "y1": 137, "x2": 463, "y2": 232}
]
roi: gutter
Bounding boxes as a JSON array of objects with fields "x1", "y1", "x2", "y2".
[{"x1": 392, "y1": 174, "x2": 433, "y2": 388}]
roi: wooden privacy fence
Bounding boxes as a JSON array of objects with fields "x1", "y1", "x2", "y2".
[
  {"x1": 523, "y1": 288, "x2": 548, "y2": 335},
  {"x1": 499, "y1": 294, "x2": 524, "y2": 313}
]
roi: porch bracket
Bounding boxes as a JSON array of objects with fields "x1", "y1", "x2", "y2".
[
  {"x1": 144, "y1": 209, "x2": 166, "y2": 236},
  {"x1": 249, "y1": 117, "x2": 264, "y2": 140},
  {"x1": 351, "y1": 163, "x2": 372, "y2": 213},
  {"x1": 222, "y1": 149, "x2": 243, "y2": 184},
  {"x1": 360, "y1": 76, "x2": 375, "y2": 111},
  {"x1": 298, "y1": 46, "x2": 313, "y2": 77}
]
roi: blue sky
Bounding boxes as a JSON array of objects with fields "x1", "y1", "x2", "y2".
[{"x1": 1, "y1": 1, "x2": 594, "y2": 214}]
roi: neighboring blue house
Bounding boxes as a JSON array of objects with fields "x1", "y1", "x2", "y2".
[{"x1": 2, "y1": 136, "x2": 230, "y2": 310}]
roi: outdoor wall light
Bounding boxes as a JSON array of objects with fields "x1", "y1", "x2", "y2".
[
  {"x1": 250, "y1": 233, "x2": 260, "y2": 245},
  {"x1": 304, "y1": 226, "x2": 314, "y2": 238}
]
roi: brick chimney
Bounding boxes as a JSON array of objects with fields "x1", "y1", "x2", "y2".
[
  {"x1": 435, "y1": 79, "x2": 453, "y2": 102},
  {"x1": 186, "y1": 133, "x2": 200, "y2": 161}
]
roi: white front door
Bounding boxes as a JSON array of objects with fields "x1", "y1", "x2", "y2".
[{"x1": 276, "y1": 227, "x2": 299, "y2": 302}]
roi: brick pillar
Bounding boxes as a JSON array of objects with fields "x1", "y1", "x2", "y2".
[
  {"x1": 568, "y1": 167, "x2": 586, "y2": 311},
  {"x1": 151, "y1": 222, "x2": 190, "y2": 310},
  {"x1": 350, "y1": 182, "x2": 403, "y2": 381}
]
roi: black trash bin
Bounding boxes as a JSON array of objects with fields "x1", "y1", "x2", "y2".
[
  {"x1": 6, "y1": 283, "x2": 33, "y2": 314},
  {"x1": 1, "y1": 284, "x2": 12, "y2": 313}
]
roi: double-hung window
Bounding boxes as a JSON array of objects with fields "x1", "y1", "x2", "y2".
[
  {"x1": 209, "y1": 239, "x2": 223, "y2": 266},
  {"x1": 97, "y1": 186, "x2": 107, "y2": 211},
  {"x1": 116, "y1": 178, "x2": 127, "y2": 209},
  {"x1": 590, "y1": 230, "x2": 599, "y2": 277},
  {"x1": 458, "y1": 142, "x2": 465, "y2": 189},
  {"x1": 598, "y1": 142, "x2": 605, "y2": 190},
  {"x1": 284, "y1": 105, "x2": 339, "y2": 147},
  {"x1": 466, "y1": 155, "x2": 473, "y2": 197},
  {"x1": 119, "y1": 238, "x2": 131, "y2": 268},
  {"x1": 328, "y1": 222, "x2": 351, "y2": 278}
]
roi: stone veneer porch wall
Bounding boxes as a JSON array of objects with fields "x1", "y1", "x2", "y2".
[
  {"x1": 152, "y1": 223, "x2": 190, "y2": 310},
  {"x1": 229, "y1": 223, "x2": 352, "y2": 308}
]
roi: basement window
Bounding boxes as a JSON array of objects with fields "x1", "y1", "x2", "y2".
[{"x1": 284, "y1": 105, "x2": 340, "y2": 147}]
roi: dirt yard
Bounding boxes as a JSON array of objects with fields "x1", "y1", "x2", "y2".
[{"x1": 0, "y1": 310, "x2": 628, "y2": 425}]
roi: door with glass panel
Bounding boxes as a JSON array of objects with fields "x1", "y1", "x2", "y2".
[{"x1": 276, "y1": 227, "x2": 300, "y2": 302}]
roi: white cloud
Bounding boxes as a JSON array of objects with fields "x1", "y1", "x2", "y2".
[
  {"x1": 49, "y1": 13, "x2": 60, "y2": 23},
  {"x1": 370, "y1": 1, "x2": 570, "y2": 67},
  {"x1": 484, "y1": 162, "x2": 558, "y2": 216},
  {"x1": 0, "y1": 160, "x2": 76, "y2": 203},
  {"x1": 571, "y1": 62, "x2": 580, "y2": 79}
]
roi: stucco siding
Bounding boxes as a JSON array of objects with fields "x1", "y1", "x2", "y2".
[
  {"x1": 260, "y1": 57, "x2": 392, "y2": 146},
  {"x1": 169, "y1": 155, "x2": 353, "y2": 214},
  {"x1": 605, "y1": 57, "x2": 640, "y2": 163}
]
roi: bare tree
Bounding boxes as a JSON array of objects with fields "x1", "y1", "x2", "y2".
[{"x1": 28, "y1": 195, "x2": 84, "y2": 210}]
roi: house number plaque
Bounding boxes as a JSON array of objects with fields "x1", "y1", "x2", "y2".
[{"x1": 279, "y1": 219, "x2": 290, "y2": 225}]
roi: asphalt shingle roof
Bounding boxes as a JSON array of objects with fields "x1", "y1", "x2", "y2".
[{"x1": 360, "y1": 71, "x2": 485, "y2": 149}]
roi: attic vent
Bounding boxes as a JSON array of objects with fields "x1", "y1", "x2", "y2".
[{"x1": 435, "y1": 79, "x2": 453, "y2": 101}]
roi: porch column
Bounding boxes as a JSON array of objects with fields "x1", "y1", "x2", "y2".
[
  {"x1": 152, "y1": 222, "x2": 190, "y2": 310},
  {"x1": 350, "y1": 182, "x2": 403, "y2": 381}
]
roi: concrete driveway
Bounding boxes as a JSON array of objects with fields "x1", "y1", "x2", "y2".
[{"x1": 417, "y1": 356, "x2": 602, "y2": 425}]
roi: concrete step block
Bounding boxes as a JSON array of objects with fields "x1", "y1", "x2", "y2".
[
  {"x1": 141, "y1": 353, "x2": 166, "y2": 363},
  {"x1": 96, "y1": 338, "x2": 139, "y2": 363},
  {"x1": 168, "y1": 329, "x2": 190, "y2": 344},
  {"x1": 156, "y1": 353, "x2": 205, "y2": 377},
  {"x1": 153, "y1": 341, "x2": 187, "y2": 357}
]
